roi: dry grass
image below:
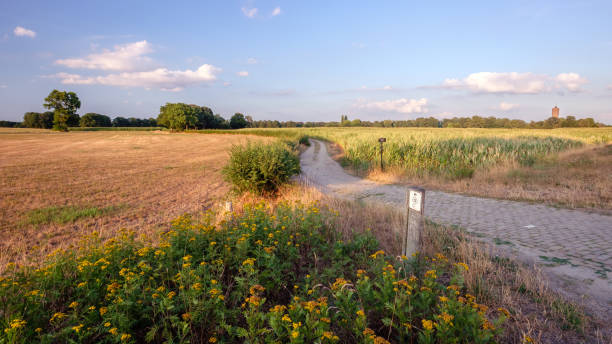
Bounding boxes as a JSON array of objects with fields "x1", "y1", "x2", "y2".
[
  {"x1": 328, "y1": 141, "x2": 612, "y2": 212},
  {"x1": 235, "y1": 184, "x2": 610, "y2": 343},
  {"x1": 0, "y1": 129, "x2": 269, "y2": 269}
]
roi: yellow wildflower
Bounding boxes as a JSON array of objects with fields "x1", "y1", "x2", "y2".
[
  {"x1": 242, "y1": 258, "x2": 256, "y2": 266},
  {"x1": 109, "y1": 327, "x2": 118, "y2": 335},
  {"x1": 121, "y1": 333, "x2": 131, "y2": 341},
  {"x1": 456, "y1": 262, "x2": 469, "y2": 271},
  {"x1": 369, "y1": 250, "x2": 385, "y2": 258},
  {"x1": 50, "y1": 312, "x2": 66, "y2": 322},
  {"x1": 422, "y1": 319, "x2": 434, "y2": 331}
]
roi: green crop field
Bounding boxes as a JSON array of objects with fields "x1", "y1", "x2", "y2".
[{"x1": 217, "y1": 127, "x2": 612, "y2": 179}]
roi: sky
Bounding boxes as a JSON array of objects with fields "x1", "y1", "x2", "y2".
[{"x1": 1, "y1": 0, "x2": 611, "y2": 123}]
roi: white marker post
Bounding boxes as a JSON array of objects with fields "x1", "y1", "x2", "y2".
[{"x1": 403, "y1": 187, "x2": 425, "y2": 257}]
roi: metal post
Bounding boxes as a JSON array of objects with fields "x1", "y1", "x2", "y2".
[{"x1": 403, "y1": 187, "x2": 425, "y2": 257}]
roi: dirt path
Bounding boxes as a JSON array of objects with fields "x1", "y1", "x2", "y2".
[{"x1": 301, "y1": 139, "x2": 612, "y2": 320}]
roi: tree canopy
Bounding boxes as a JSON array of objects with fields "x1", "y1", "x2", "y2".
[
  {"x1": 157, "y1": 103, "x2": 229, "y2": 130},
  {"x1": 80, "y1": 113, "x2": 112, "y2": 127},
  {"x1": 43, "y1": 90, "x2": 81, "y2": 131}
]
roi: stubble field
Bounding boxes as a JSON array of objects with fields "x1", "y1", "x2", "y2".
[{"x1": 0, "y1": 129, "x2": 267, "y2": 269}]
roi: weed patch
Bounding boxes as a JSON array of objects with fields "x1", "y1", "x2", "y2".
[{"x1": 23, "y1": 205, "x2": 119, "y2": 225}]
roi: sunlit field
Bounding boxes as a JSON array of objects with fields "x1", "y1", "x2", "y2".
[
  {"x1": 210, "y1": 127, "x2": 612, "y2": 209},
  {"x1": 0, "y1": 129, "x2": 268, "y2": 269}
]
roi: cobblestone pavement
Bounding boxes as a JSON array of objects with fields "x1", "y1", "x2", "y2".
[{"x1": 301, "y1": 140, "x2": 612, "y2": 317}]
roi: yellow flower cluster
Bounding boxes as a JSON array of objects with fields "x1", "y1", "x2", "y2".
[{"x1": 331, "y1": 277, "x2": 350, "y2": 291}]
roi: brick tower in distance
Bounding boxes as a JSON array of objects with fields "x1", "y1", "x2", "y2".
[{"x1": 552, "y1": 106, "x2": 559, "y2": 118}]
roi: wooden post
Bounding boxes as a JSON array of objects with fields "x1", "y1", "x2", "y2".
[{"x1": 403, "y1": 187, "x2": 425, "y2": 257}]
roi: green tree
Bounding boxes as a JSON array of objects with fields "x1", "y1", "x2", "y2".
[
  {"x1": 80, "y1": 113, "x2": 112, "y2": 127},
  {"x1": 230, "y1": 113, "x2": 248, "y2": 129},
  {"x1": 43, "y1": 90, "x2": 81, "y2": 131}
]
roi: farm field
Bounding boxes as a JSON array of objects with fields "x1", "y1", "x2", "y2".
[
  {"x1": 1, "y1": 128, "x2": 609, "y2": 343},
  {"x1": 0, "y1": 129, "x2": 268, "y2": 269},
  {"x1": 223, "y1": 127, "x2": 612, "y2": 210}
]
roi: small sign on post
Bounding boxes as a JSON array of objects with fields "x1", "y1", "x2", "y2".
[{"x1": 403, "y1": 187, "x2": 425, "y2": 257}]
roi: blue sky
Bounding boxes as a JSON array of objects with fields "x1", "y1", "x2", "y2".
[{"x1": 1, "y1": 0, "x2": 611, "y2": 123}]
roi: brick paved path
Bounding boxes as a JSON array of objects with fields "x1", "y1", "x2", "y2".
[{"x1": 301, "y1": 140, "x2": 612, "y2": 317}]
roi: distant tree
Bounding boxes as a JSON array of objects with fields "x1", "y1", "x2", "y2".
[
  {"x1": 43, "y1": 90, "x2": 81, "y2": 131},
  {"x1": 0, "y1": 120, "x2": 20, "y2": 128},
  {"x1": 230, "y1": 113, "x2": 248, "y2": 129},
  {"x1": 577, "y1": 117, "x2": 597, "y2": 127},
  {"x1": 157, "y1": 103, "x2": 218, "y2": 130},
  {"x1": 112, "y1": 117, "x2": 129, "y2": 127},
  {"x1": 245, "y1": 115, "x2": 254, "y2": 128},
  {"x1": 214, "y1": 114, "x2": 230, "y2": 129},
  {"x1": 80, "y1": 113, "x2": 112, "y2": 127},
  {"x1": 22, "y1": 112, "x2": 41, "y2": 128},
  {"x1": 40, "y1": 111, "x2": 54, "y2": 128}
]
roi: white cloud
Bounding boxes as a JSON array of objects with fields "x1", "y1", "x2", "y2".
[
  {"x1": 499, "y1": 102, "x2": 519, "y2": 111},
  {"x1": 0, "y1": 84, "x2": 7, "y2": 88},
  {"x1": 555, "y1": 73, "x2": 587, "y2": 92},
  {"x1": 247, "y1": 57, "x2": 258, "y2": 64},
  {"x1": 242, "y1": 7, "x2": 258, "y2": 18},
  {"x1": 271, "y1": 7, "x2": 281, "y2": 16},
  {"x1": 237, "y1": 71, "x2": 249, "y2": 77},
  {"x1": 440, "y1": 72, "x2": 587, "y2": 94},
  {"x1": 223, "y1": 82, "x2": 232, "y2": 87},
  {"x1": 358, "y1": 98, "x2": 428, "y2": 114},
  {"x1": 14, "y1": 26, "x2": 36, "y2": 38},
  {"x1": 55, "y1": 40, "x2": 153, "y2": 71},
  {"x1": 52, "y1": 64, "x2": 221, "y2": 91},
  {"x1": 352, "y1": 42, "x2": 367, "y2": 49}
]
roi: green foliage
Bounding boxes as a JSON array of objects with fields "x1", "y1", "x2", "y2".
[
  {"x1": 111, "y1": 117, "x2": 157, "y2": 127},
  {"x1": 0, "y1": 203, "x2": 504, "y2": 343},
  {"x1": 43, "y1": 90, "x2": 81, "y2": 131},
  {"x1": 157, "y1": 103, "x2": 221, "y2": 130},
  {"x1": 22, "y1": 112, "x2": 54, "y2": 129},
  {"x1": 230, "y1": 113, "x2": 248, "y2": 129},
  {"x1": 223, "y1": 143, "x2": 300, "y2": 194},
  {"x1": 24, "y1": 205, "x2": 119, "y2": 225},
  {"x1": 80, "y1": 113, "x2": 112, "y2": 127}
]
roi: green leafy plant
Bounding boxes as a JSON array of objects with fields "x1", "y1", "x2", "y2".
[{"x1": 222, "y1": 142, "x2": 300, "y2": 195}]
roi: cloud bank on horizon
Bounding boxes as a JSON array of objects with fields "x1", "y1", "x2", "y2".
[{"x1": 1, "y1": 2, "x2": 611, "y2": 122}]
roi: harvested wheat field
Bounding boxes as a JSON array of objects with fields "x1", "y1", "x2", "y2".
[{"x1": 0, "y1": 129, "x2": 268, "y2": 269}]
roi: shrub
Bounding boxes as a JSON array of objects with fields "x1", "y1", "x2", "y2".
[
  {"x1": 298, "y1": 135, "x2": 310, "y2": 146},
  {"x1": 0, "y1": 203, "x2": 504, "y2": 343},
  {"x1": 223, "y1": 143, "x2": 300, "y2": 194}
]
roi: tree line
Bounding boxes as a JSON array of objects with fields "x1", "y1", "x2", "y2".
[
  {"x1": 2, "y1": 89, "x2": 605, "y2": 130},
  {"x1": 250, "y1": 115, "x2": 602, "y2": 129}
]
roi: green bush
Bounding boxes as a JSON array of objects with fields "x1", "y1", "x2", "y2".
[
  {"x1": 223, "y1": 143, "x2": 300, "y2": 194},
  {"x1": 0, "y1": 203, "x2": 504, "y2": 343}
]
